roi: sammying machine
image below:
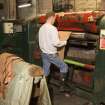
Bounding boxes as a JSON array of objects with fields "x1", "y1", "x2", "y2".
[{"x1": 39, "y1": 11, "x2": 105, "y2": 105}]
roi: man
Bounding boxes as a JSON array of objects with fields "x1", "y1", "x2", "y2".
[{"x1": 38, "y1": 11, "x2": 69, "y2": 88}]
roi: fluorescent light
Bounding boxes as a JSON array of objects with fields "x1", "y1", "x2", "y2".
[{"x1": 18, "y1": 3, "x2": 32, "y2": 8}]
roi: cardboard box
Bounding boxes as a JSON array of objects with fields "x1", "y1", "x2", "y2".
[
  {"x1": 58, "y1": 31, "x2": 72, "y2": 41},
  {"x1": 58, "y1": 31, "x2": 72, "y2": 60}
]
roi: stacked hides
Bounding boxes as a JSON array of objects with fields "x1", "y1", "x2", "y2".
[
  {"x1": 66, "y1": 47, "x2": 96, "y2": 64},
  {"x1": 0, "y1": 52, "x2": 51, "y2": 105}
]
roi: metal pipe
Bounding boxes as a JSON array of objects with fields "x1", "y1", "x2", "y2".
[{"x1": 64, "y1": 59, "x2": 95, "y2": 70}]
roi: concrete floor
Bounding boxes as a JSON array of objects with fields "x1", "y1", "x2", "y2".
[
  {"x1": 49, "y1": 78, "x2": 92, "y2": 105},
  {"x1": 30, "y1": 82, "x2": 93, "y2": 105},
  {"x1": 54, "y1": 94, "x2": 90, "y2": 105}
]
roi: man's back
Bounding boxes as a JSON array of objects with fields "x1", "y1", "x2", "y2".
[{"x1": 39, "y1": 23, "x2": 58, "y2": 54}]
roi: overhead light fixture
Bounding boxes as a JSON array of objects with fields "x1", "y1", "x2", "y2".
[{"x1": 18, "y1": 3, "x2": 32, "y2": 8}]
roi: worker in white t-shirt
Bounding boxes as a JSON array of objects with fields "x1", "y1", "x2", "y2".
[{"x1": 39, "y1": 11, "x2": 69, "y2": 91}]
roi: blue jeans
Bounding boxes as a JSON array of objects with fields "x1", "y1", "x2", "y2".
[{"x1": 41, "y1": 53, "x2": 68, "y2": 76}]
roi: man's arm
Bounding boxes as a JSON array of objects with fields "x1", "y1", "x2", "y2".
[
  {"x1": 53, "y1": 40, "x2": 67, "y2": 47},
  {"x1": 51, "y1": 28, "x2": 67, "y2": 47}
]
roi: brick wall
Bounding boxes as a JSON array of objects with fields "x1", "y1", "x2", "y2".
[
  {"x1": 39, "y1": 0, "x2": 102, "y2": 12},
  {"x1": 73, "y1": 0, "x2": 102, "y2": 11},
  {"x1": 37, "y1": 0, "x2": 52, "y2": 14},
  {"x1": 19, "y1": 0, "x2": 104, "y2": 20},
  {"x1": 18, "y1": 0, "x2": 52, "y2": 19},
  {"x1": 101, "y1": 0, "x2": 105, "y2": 10}
]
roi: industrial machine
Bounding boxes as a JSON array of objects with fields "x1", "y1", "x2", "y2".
[
  {"x1": 0, "y1": 10, "x2": 105, "y2": 105},
  {"x1": 39, "y1": 11, "x2": 99, "y2": 33},
  {"x1": 39, "y1": 11, "x2": 105, "y2": 105},
  {"x1": 0, "y1": 20, "x2": 41, "y2": 65}
]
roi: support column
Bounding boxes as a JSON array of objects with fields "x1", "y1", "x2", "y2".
[{"x1": 5, "y1": 0, "x2": 16, "y2": 20}]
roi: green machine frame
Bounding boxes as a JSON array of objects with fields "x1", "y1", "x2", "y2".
[
  {"x1": 0, "y1": 20, "x2": 42, "y2": 66},
  {"x1": 64, "y1": 38, "x2": 105, "y2": 105}
]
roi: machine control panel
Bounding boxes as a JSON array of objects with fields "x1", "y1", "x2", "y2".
[{"x1": 3, "y1": 22, "x2": 13, "y2": 33}]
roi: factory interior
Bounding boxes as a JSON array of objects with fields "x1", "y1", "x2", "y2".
[{"x1": 0, "y1": 0, "x2": 105, "y2": 105}]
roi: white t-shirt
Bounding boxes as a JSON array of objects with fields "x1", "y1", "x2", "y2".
[{"x1": 39, "y1": 23, "x2": 67, "y2": 54}]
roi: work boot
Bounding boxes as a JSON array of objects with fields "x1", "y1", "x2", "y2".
[
  {"x1": 59, "y1": 73, "x2": 68, "y2": 92},
  {"x1": 60, "y1": 73, "x2": 67, "y2": 81},
  {"x1": 59, "y1": 73, "x2": 71, "y2": 97}
]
